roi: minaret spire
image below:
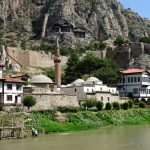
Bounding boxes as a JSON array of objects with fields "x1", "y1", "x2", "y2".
[{"x1": 54, "y1": 38, "x2": 61, "y2": 88}]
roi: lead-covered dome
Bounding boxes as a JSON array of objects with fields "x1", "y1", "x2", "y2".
[
  {"x1": 72, "y1": 79, "x2": 85, "y2": 86},
  {"x1": 30, "y1": 74, "x2": 53, "y2": 84},
  {"x1": 86, "y1": 77, "x2": 100, "y2": 82},
  {"x1": 85, "y1": 77, "x2": 102, "y2": 85}
]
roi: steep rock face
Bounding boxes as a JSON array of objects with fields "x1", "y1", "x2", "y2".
[{"x1": 0, "y1": 0, "x2": 150, "y2": 46}]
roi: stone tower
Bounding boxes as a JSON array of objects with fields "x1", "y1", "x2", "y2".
[{"x1": 54, "y1": 38, "x2": 61, "y2": 88}]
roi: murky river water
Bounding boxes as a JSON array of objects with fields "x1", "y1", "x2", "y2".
[{"x1": 1, "y1": 125, "x2": 150, "y2": 150}]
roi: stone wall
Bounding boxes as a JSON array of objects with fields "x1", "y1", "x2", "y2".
[
  {"x1": 30, "y1": 94, "x2": 79, "y2": 110},
  {"x1": 6, "y1": 47, "x2": 68, "y2": 68},
  {"x1": 106, "y1": 42, "x2": 150, "y2": 68}
]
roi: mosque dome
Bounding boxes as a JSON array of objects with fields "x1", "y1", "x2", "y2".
[
  {"x1": 72, "y1": 79, "x2": 85, "y2": 86},
  {"x1": 85, "y1": 77, "x2": 102, "y2": 85},
  {"x1": 30, "y1": 74, "x2": 53, "y2": 84}
]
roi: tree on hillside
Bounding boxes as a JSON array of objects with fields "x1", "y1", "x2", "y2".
[
  {"x1": 93, "y1": 58, "x2": 119, "y2": 84},
  {"x1": 79, "y1": 53, "x2": 100, "y2": 76},
  {"x1": 47, "y1": 68, "x2": 55, "y2": 82},
  {"x1": 22, "y1": 95, "x2": 36, "y2": 110},
  {"x1": 139, "y1": 37, "x2": 150, "y2": 43},
  {"x1": 114, "y1": 35, "x2": 130, "y2": 46},
  {"x1": 64, "y1": 51, "x2": 80, "y2": 84},
  {"x1": 63, "y1": 52, "x2": 119, "y2": 84}
]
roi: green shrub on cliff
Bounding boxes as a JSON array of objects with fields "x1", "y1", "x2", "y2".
[{"x1": 139, "y1": 37, "x2": 150, "y2": 43}]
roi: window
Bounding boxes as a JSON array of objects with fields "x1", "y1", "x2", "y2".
[
  {"x1": 133, "y1": 88, "x2": 138, "y2": 94},
  {"x1": 131, "y1": 77, "x2": 133, "y2": 83},
  {"x1": 7, "y1": 95, "x2": 12, "y2": 101},
  {"x1": 107, "y1": 97, "x2": 110, "y2": 101},
  {"x1": 100, "y1": 88, "x2": 102, "y2": 91},
  {"x1": 128, "y1": 77, "x2": 130, "y2": 83},
  {"x1": 138, "y1": 77, "x2": 140, "y2": 82},
  {"x1": 134, "y1": 77, "x2": 137, "y2": 82},
  {"x1": 75, "y1": 88, "x2": 77, "y2": 92},
  {"x1": 7, "y1": 84, "x2": 12, "y2": 90},
  {"x1": 101, "y1": 97, "x2": 103, "y2": 101},
  {"x1": 16, "y1": 85, "x2": 21, "y2": 91}
]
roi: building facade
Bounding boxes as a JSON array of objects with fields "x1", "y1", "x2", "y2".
[
  {"x1": 117, "y1": 69, "x2": 150, "y2": 101},
  {"x1": 0, "y1": 66, "x2": 24, "y2": 106},
  {"x1": 61, "y1": 77, "x2": 120, "y2": 105}
]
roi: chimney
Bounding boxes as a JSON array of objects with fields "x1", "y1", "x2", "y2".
[{"x1": 54, "y1": 38, "x2": 61, "y2": 88}]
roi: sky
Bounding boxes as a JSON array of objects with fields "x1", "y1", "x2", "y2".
[{"x1": 118, "y1": 0, "x2": 150, "y2": 19}]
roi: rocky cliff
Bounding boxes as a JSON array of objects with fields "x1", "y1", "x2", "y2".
[{"x1": 0, "y1": 0, "x2": 150, "y2": 47}]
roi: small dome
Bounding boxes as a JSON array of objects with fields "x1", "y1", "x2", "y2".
[
  {"x1": 86, "y1": 77, "x2": 100, "y2": 82},
  {"x1": 85, "y1": 77, "x2": 102, "y2": 85},
  {"x1": 30, "y1": 74, "x2": 53, "y2": 84},
  {"x1": 66, "y1": 84, "x2": 72, "y2": 87},
  {"x1": 72, "y1": 79, "x2": 85, "y2": 86},
  {"x1": 61, "y1": 85, "x2": 66, "y2": 88}
]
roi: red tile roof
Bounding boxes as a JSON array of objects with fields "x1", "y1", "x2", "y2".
[
  {"x1": 2, "y1": 75, "x2": 25, "y2": 83},
  {"x1": 5, "y1": 77, "x2": 25, "y2": 83},
  {"x1": 121, "y1": 69, "x2": 145, "y2": 74}
]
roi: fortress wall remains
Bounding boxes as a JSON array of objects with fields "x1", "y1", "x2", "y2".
[
  {"x1": 7, "y1": 47, "x2": 68, "y2": 68},
  {"x1": 130, "y1": 42, "x2": 144, "y2": 58}
]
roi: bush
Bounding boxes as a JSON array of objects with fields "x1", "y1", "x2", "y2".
[
  {"x1": 139, "y1": 37, "x2": 150, "y2": 43},
  {"x1": 95, "y1": 101, "x2": 103, "y2": 111},
  {"x1": 112, "y1": 102, "x2": 120, "y2": 110},
  {"x1": 122, "y1": 102, "x2": 129, "y2": 110},
  {"x1": 128, "y1": 100, "x2": 133, "y2": 108},
  {"x1": 114, "y1": 35, "x2": 129, "y2": 46},
  {"x1": 105, "y1": 102, "x2": 112, "y2": 110},
  {"x1": 82, "y1": 98, "x2": 96, "y2": 109},
  {"x1": 22, "y1": 95, "x2": 36, "y2": 110},
  {"x1": 139, "y1": 101, "x2": 146, "y2": 108}
]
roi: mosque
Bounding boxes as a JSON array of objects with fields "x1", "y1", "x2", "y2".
[{"x1": 23, "y1": 40, "x2": 122, "y2": 110}]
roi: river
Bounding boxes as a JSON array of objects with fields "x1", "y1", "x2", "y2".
[{"x1": 0, "y1": 125, "x2": 150, "y2": 150}]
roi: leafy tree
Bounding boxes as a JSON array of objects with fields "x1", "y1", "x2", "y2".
[
  {"x1": 88, "y1": 40, "x2": 107, "y2": 51},
  {"x1": 114, "y1": 35, "x2": 130, "y2": 46},
  {"x1": 79, "y1": 53, "x2": 100, "y2": 76},
  {"x1": 122, "y1": 102, "x2": 129, "y2": 110},
  {"x1": 128, "y1": 100, "x2": 133, "y2": 108},
  {"x1": 22, "y1": 95, "x2": 36, "y2": 110},
  {"x1": 47, "y1": 68, "x2": 55, "y2": 82},
  {"x1": 139, "y1": 101, "x2": 146, "y2": 108},
  {"x1": 105, "y1": 102, "x2": 112, "y2": 110},
  {"x1": 95, "y1": 101, "x2": 103, "y2": 111},
  {"x1": 21, "y1": 39, "x2": 27, "y2": 50},
  {"x1": 64, "y1": 51, "x2": 80, "y2": 83},
  {"x1": 112, "y1": 102, "x2": 120, "y2": 110},
  {"x1": 139, "y1": 37, "x2": 150, "y2": 43},
  {"x1": 82, "y1": 98, "x2": 96, "y2": 109}
]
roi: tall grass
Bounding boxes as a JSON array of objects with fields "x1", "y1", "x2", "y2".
[{"x1": 25, "y1": 109, "x2": 150, "y2": 134}]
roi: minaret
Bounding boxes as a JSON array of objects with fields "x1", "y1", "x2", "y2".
[{"x1": 54, "y1": 38, "x2": 61, "y2": 88}]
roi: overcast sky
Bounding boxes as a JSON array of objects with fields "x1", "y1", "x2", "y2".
[{"x1": 118, "y1": 0, "x2": 150, "y2": 19}]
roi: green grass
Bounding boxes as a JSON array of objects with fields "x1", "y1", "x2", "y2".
[{"x1": 24, "y1": 109, "x2": 150, "y2": 134}]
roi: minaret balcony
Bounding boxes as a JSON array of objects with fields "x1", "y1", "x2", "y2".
[{"x1": 54, "y1": 59, "x2": 61, "y2": 63}]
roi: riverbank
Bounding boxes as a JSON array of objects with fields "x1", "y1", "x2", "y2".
[{"x1": 26, "y1": 108, "x2": 150, "y2": 134}]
